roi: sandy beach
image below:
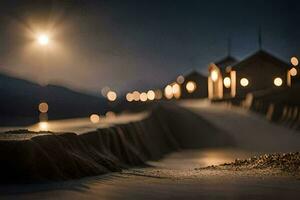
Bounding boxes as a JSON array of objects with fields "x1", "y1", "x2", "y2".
[{"x1": 0, "y1": 101, "x2": 299, "y2": 199}]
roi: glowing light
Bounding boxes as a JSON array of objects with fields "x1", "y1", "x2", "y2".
[
  {"x1": 291, "y1": 57, "x2": 299, "y2": 66},
  {"x1": 211, "y1": 70, "x2": 218, "y2": 82},
  {"x1": 39, "y1": 122, "x2": 48, "y2": 131},
  {"x1": 132, "y1": 91, "x2": 140, "y2": 101},
  {"x1": 186, "y1": 81, "x2": 196, "y2": 93},
  {"x1": 107, "y1": 91, "x2": 117, "y2": 101},
  {"x1": 290, "y1": 67, "x2": 298, "y2": 77},
  {"x1": 274, "y1": 77, "x2": 283, "y2": 87},
  {"x1": 126, "y1": 93, "x2": 133, "y2": 102},
  {"x1": 37, "y1": 34, "x2": 49, "y2": 45},
  {"x1": 38, "y1": 102, "x2": 49, "y2": 113},
  {"x1": 164, "y1": 85, "x2": 173, "y2": 99},
  {"x1": 140, "y1": 92, "x2": 148, "y2": 102},
  {"x1": 147, "y1": 90, "x2": 155, "y2": 100},
  {"x1": 172, "y1": 83, "x2": 181, "y2": 98},
  {"x1": 240, "y1": 78, "x2": 249, "y2": 87},
  {"x1": 90, "y1": 114, "x2": 100, "y2": 123},
  {"x1": 176, "y1": 75, "x2": 185, "y2": 84},
  {"x1": 172, "y1": 83, "x2": 180, "y2": 94},
  {"x1": 223, "y1": 77, "x2": 231, "y2": 88}
]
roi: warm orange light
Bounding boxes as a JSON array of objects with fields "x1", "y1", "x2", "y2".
[
  {"x1": 274, "y1": 77, "x2": 283, "y2": 87},
  {"x1": 37, "y1": 34, "x2": 49, "y2": 45},
  {"x1": 211, "y1": 70, "x2": 218, "y2": 82},
  {"x1": 38, "y1": 102, "x2": 49, "y2": 113},
  {"x1": 164, "y1": 85, "x2": 173, "y2": 99},
  {"x1": 90, "y1": 114, "x2": 100, "y2": 123},
  {"x1": 39, "y1": 122, "x2": 48, "y2": 131},
  {"x1": 140, "y1": 92, "x2": 148, "y2": 102},
  {"x1": 172, "y1": 83, "x2": 179, "y2": 93},
  {"x1": 172, "y1": 83, "x2": 181, "y2": 98},
  {"x1": 176, "y1": 75, "x2": 185, "y2": 84},
  {"x1": 147, "y1": 90, "x2": 155, "y2": 100},
  {"x1": 290, "y1": 67, "x2": 297, "y2": 77},
  {"x1": 240, "y1": 78, "x2": 249, "y2": 87},
  {"x1": 107, "y1": 91, "x2": 117, "y2": 101},
  {"x1": 132, "y1": 91, "x2": 140, "y2": 101},
  {"x1": 223, "y1": 77, "x2": 231, "y2": 88},
  {"x1": 186, "y1": 81, "x2": 196, "y2": 93},
  {"x1": 291, "y1": 57, "x2": 299, "y2": 66},
  {"x1": 126, "y1": 93, "x2": 133, "y2": 102}
]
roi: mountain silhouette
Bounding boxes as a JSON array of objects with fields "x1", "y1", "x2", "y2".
[{"x1": 0, "y1": 73, "x2": 108, "y2": 126}]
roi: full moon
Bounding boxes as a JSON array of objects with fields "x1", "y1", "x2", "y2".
[{"x1": 37, "y1": 34, "x2": 49, "y2": 45}]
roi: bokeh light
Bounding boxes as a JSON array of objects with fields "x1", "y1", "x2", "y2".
[
  {"x1": 90, "y1": 114, "x2": 100, "y2": 123},
  {"x1": 164, "y1": 85, "x2": 173, "y2": 99},
  {"x1": 240, "y1": 78, "x2": 249, "y2": 87},
  {"x1": 290, "y1": 67, "x2": 298, "y2": 77},
  {"x1": 107, "y1": 91, "x2": 117, "y2": 101},
  {"x1": 274, "y1": 77, "x2": 283, "y2": 87},
  {"x1": 132, "y1": 91, "x2": 140, "y2": 101},
  {"x1": 140, "y1": 92, "x2": 148, "y2": 102},
  {"x1": 223, "y1": 77, "x2": 231, "y2": 88},
  {"x1": 126, "y1": 93, "x2": 133, "y2": 102},
  {"x1": 147, "y1": 90, "x2": 155, "y2": 100},
  {"x1": 186, "y1": 81, "x2": 196, "y2": 93},
  {"x1": 291, "y1": 57, "x2": 299, "y2": 66},
  {"x1": 176, "y1": 75, "x2": 185, "y2": 84},
  {"x1": 38, "y1": 102, "x2": 49, "y2": 113},
  {"x1": 172, "y1": 83, "x2": 181, "y2": 98}
]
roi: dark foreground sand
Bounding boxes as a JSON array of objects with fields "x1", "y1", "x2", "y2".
[{"x1": 1, "y1": 149, "x2": 299, "y2": 200}]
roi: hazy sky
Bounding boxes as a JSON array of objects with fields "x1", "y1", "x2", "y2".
[{"x1": 0, "y1": 0, "x2": 299, "y2": 94}]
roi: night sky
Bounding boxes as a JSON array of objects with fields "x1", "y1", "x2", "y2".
[{"x1": 0, "y1": 0, "x2": 299, "y2": 95}]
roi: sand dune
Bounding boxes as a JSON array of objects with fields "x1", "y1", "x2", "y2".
[{"x1": 0, "y1": 104, "x2": 234, "y2": 183}]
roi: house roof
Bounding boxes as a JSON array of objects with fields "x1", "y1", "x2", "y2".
[
  {"x1": 214, "y1": 56, "x2": 238, "y2": 69},
  {"x1": 231, "y1": 50, "x2": 290, "y2": 71}
]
